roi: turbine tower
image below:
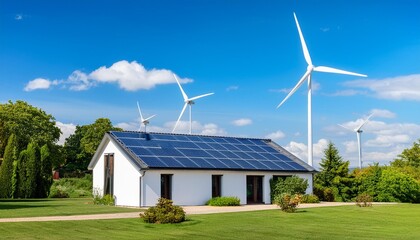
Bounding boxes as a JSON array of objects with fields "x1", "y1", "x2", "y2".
[
  {"x1": 137, "y1": 101, "x2": 156, "y2": 133},
  {"x1": 339, "y1": 113, "x2": 374, "y2": 169},
  {"x1": 277, "y1": 12, "x2": 367, "y2": 166},
  {"x1": 172, "y1": 74, "x2": 214, "y2": 134}
]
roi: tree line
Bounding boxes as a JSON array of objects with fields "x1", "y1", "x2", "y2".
[{"x1": 0, "y1": 100, "x2": 120, "y2": 198}]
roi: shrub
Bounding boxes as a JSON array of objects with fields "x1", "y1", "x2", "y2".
[
  {"x1": 48, "y1": 175, "x2": 93, "y2": 198},
  {"x1": 314, "y1": 185, "x2": 335, "y2": 202},
  {"x1": 275, "y1": 193, "x2": 302, "y2": 213},
  {"x1": 356, "y1": 193, "x2": 373, "y2": 207},
  {"x1": 140, "y1": 198, "x2": 185, "y2": 224},
  {"x1": 206, "y1": 196, "x2": 240, "y2": 206},
  {"x1": 271, "y1": 176, "x2": 308, "y2": 201},
  {"x1": 48, "y1": 186, "x2": 70, "y2": 198},
  {"x1": 93, "y1": 193, "x2": 115, "y2": 206},
  {"x1": 376, "y1": 168, "x2": 420, "y2": 203},
  {"x1": 301, "y1": 194, "x2": 320, "y2": 203}
]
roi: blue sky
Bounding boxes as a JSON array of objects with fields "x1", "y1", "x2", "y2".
[{"x1": 1, "y1": 0, "x2": 420, "y2": 168}]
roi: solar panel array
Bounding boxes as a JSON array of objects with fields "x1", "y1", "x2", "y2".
[{"x1": 110, "y1": 131, "x2": 309, "y2": 172}]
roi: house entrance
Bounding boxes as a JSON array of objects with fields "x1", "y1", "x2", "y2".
[
  {"x1": 247, "y1": 176, "x2": 263, "y2": 204},
  {"x1": 104, "y1": 154, "x2": 114, "y2": 195}
]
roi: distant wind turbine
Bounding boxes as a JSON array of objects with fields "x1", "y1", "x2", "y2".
[
  {"x1": 277, "y1": 12, "x2": 367, "y2": 166},
  {"x1": 172, "y1": 74, "x2": 214, "y2": 134},
  {"x1": 338, "y1": 113, "x2": 374, "y2": 169},
  {"x1": 137, "y1": 101, "x2": 156, "y2": 133}
]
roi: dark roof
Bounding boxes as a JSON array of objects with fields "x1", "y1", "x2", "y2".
[{"x1": 107, "y1": 131, "x2": 315, "y2": 172}]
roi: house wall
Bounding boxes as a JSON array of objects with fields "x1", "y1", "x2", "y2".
[
  {"x1": 92, "y1": 139, "x2": 141, "y2": 207},
  {"x1": 142, "y1": 169, "x2": 313, "y2": 206}
]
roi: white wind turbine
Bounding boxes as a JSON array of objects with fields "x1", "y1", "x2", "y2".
[
  {"x1": 339, "y1": 113, "x2": 374, "y2": 169},
  {"x1": 137, "y1": 101, "x2": 156, "y2": 133},
  {"x1": 172, "y1": 74, "x2": 214, "y2": 134},
  {"x1": 277, "y1": 12, "x2": 367, "y2": 167}
]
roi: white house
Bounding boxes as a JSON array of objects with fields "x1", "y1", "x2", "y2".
[{"x1": 88, "y1": 131, "x2": 316, "y2": 207}]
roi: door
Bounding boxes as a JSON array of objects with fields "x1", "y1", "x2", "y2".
[
  {"x1": 104, "y1": 154, "x2": 114, "y2": 195},
  {"x1": 161, "y1": 174, "x2": 172, "y2": 200},
  {"x1": 247, "y1": 176, "x2": 263, "y2": 204}
]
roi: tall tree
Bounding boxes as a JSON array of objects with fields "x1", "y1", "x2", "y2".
[
  {"x1": 315, "y1": 141, "x2": 352, "y2": 201},
  {"x1": 18, "y1": 142, "x2": 40, "y2": 198},
  {"x1": 0, "y1": 134, "x2": 19, "y2": 198},
  {"x1": 38, "y1": 144, "x2": 53, "y2": 198},
  {"x1": 392, "y1": 139, "x2": 420, "y2": 168},
  {"x1": 0, "y1": 100, "x2": 61, "y2": 156}
]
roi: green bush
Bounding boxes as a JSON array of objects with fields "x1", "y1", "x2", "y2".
[
  {"x1": 376, "y1": 168, "x2": 420, "y2": 203},
  {"x1": 206, "y1": 196, "x2": 240, "y2": 206},
  {"x1": 301, "y1": 194, "x2": 320, "y2": 203},
  {"x1": 140, "y1": 198, "x2": 185, "y2": 224},
  {"x1": 355, "y1": 193, "x2": 373, "y2": 207},
  {"x1": 93, "y1": 193, "x2": 115, "y2": 206},
  {"x1": 271, "y1": 176, "x2": 308, "y2": 201},
  {"x1": 49, "y1": 175, "x2": 93, "y2": 198},
  {"x1": 274, "y1": 193, "x2": 302, "y2": 213},
  {"x1": 49, "y1": 186, "x2": 70, "y2": 198},
  {"x1": 314, "y1": 185, "x2": 335, "y2": 202}
]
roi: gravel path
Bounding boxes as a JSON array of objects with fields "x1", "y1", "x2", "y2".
[{"x1": 0, "y1": 202, "x2": 392, "y2": 223}]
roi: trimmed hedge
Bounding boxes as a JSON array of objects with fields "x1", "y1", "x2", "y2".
[{"x1": 206, "y1": 196, "x2": 241, "y2": 206}]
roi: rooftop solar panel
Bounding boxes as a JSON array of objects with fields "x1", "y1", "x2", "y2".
[{"x1": 108, "y1": 131, "x2": 313, "y2": 172}]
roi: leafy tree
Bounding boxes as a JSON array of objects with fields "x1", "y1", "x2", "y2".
[
  {"x1": 63, "y1": 118, "x2": 121, "y2": 174},
  {"x1": 0, "y1": 134, "x2": 19, "y2": 198},
  {"x1": 18, "y1": 142, "x2": 40, "y2": 198},
  {"x1": 0, "y1": 100, "x2": 61, "y2": 156},
  {"x1": 376, "y1": 168, "x2": 420, "y2": 203},
  {"x1": 271, "y1": 176, "x2": 308, "y2": 201},
  {"x1": 392, "y1": 139, "x2": 420, "y2": 168},
  {"x1": 38, "y1": 144, "x2": 53, "y2": 198},
  {"x1": 315, "y1": 141, "x2": 353, "y2": 201},
  {"x1": 351, "y1": 163, "x2": 383, "y2": 199}
]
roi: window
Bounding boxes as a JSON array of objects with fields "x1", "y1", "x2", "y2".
[
  {"x1": 104, "y1": 154, "x2": 114, "y2": 195},
  {"x1": 161, "y1": 174, "x2": 172, "y2": 200},
  {"x1": 212, "y1": 175, "x2": 222, "y2": 198}
]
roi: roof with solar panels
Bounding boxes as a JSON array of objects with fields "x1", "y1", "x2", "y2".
[{"x1": 89, "y1": 131, "x2": 316, "y2": 172}]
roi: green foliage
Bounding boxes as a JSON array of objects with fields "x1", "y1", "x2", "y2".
[
  {"x1": 206, "y1": 196, "x2": 240, "y2": 206},
  {"x1": 392, "y1": 139, "x2": 420, "y2": 168},
  {"x1": 355, "y1": 193, "x2": 373, "y2": 207},
  {"x1": 274, "y1": 193, "x2": 302, "y2": 213},
  {"x1": 351, "y1": 163, "x2": 383, "y2": 200},
  {"x1": 0, "y1": 134, "x2": 18, "y2": 198},
  {"x1": 301, "y1": 194, "x2": 320, "y2": 203},
  {"x1": 140, "y1": 198, "x2": 186, "y2": 224},
  {"x1": 0, "y1": 100, "x2": 60, "y2": 156},
  {"x1": 49, "y1": 175, "x2": 93, "y2": 198},
  {"x1": 93, "y1": 194, "x2": 115, "y2": 206},
  {"x1": 37, "y1": 144, "x2": 53, "y2": 198},
  {"x1": 17, "y1": 143, "x2": 42, "y2": 198},
  {"x1": 376, "y1": 168, "x2": 420, "y2": 203},
  {"x1": 271, "y1": 176, "x2": 308, "y2": 202},
  {"x1": 62, "y1": 118, "x2": 121, "y2": 174},
  {"x1": 315, "y1": 142, "x2": 353, "y2": 201}
]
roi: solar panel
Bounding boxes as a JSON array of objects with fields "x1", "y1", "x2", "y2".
[{"x1": 109, "y1": 131, "x2": 310, "y2": 172}]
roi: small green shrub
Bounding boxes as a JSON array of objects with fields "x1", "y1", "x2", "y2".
[
  {"x1": 301, "y1": 194, "x2": 320, "y2": 203},
  {"x1": 356, "y1": 193, "x2": 373, "y2": 207},
  {"x1": 140, "y1": 198, "x2": 185, "y2": 224},
  {"x1": 206, "y1": 196, "x2": 240, "y2": 206},
  {"x1": 49, "y1": 175, "x2": 93, "y2": 198},
  {"x1": 271, "y1": 176, "x2": 308, "y2": 201},
  {"x1": 92, "y1": 189, "x2": 115, "y2": 206},
  {"x1": 274, "y1": 193, "x2": 302, "y2": 213},
  {"x1": 48, "y1": 186, "x2": 70, "y2": 198}
]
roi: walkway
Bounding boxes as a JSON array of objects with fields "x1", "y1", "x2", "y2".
[{"x1": 0, "y1": 202, "x2": 387, "y2": 223}]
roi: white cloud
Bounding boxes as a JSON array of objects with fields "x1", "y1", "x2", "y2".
[
  {"x1": 25, "y1": 60, "x2": 192, "y2": 91},
  {"x1": 330, "y1": 89, "x2": 367, "y2": 96},
  {"x1": 320, "y1": 27, "x2": 330, "y2": 32},
  {"x1": 232, "y1": 118, "x2": 252, "y2": 127},
  {"x1": 15, "y1": 14, "x2": 23, "y2": 20},
  {"x1": 343, "y1": 74, "x2": 420, "y2": 101},
  {"x1": 55, "y1": 121, "x2": 76, "y2": 145},
  {"x1": 369, "y1": 109, "x2": 396, "y2": 119},
  {"x1": 24, "y1": 78, "x2": 56, "y2": 91},
  {"x1": 342, "y1": 140, "x2": 358, "y2": 154},
  {"x1": 265, "y1": 131, "x2": 285, "y2": 141},
  {"x1": 226, "y1": 86, "x2": 239, "y2": 91},
  {"x1": 284, "y1": 138, "x2": 329, "y2": 166}
]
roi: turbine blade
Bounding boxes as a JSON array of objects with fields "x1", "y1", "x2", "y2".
[
  {"x1": 338, "y1": 124, "x2": 353, "y2": 132},
  {"x1": 172, "y1": 103, "x2": 188, "y2": 133},
  {"x1": 189, "y1": 92, "x2": 214, "y2": 101},
  {"x1": 355, "y1": 113, "x2": 374, "y2": 131},
  {"x1": 277, "y1": 70, "x2": 311, "y2": 108},
  {"x1": 137, "y1": 101, "x2": 144, "y2": 122},
  {"x1": 144, "y1": 114, "x2": 156, "y2": 122},
  {"x1": 293, "y1": 12, "x2": 312, "y2": 66},
  {"x1": 173, "y1": 74, "x2": 189, "y2": 101},
  {"x1": 314, "y1": 66, "x2": 367, "y2": 77}
]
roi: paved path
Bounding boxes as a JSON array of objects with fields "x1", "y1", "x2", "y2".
[{"x1": 0, "y1": 202, "x2": 392, "y2": 223}]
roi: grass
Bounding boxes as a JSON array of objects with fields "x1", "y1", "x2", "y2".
[
  {"x1": 0, "y1": 198, "x2": 140, "y2": 218},
  {"x1": 0, "y1": 203, "x2": 419, "y2": 239}
]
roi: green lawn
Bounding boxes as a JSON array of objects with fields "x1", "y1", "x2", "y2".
[
  {"x1": 0, "y1": 198, "x2": 140, "y2": 218},
  {"x1": 0, "y1": 204, "x2": 419, "y2": 239}
]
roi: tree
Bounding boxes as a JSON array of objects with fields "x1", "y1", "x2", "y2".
[
  {"x1": 392, "y1": 139, "x2": 420, "y2": 168},
  {"x1": 0, "y1": 100, "x2": 61, "y2": 156},
  {"x1": 315, "y1": 141, "x2": 353, "y2": 201},
  {"x1": 376, "y1": 168, "x2": 420, "y2": 203},
  {"x1": 18, "y1": 142, "x2": 40, "y2": 198},
  {"x1": 351, "y1": 163, "x2": 383, "y2": 199},
  {"x1": 0, "y1": 134, "x2": 19, "y2": 198},
  {"x1": 63, "y1": 118, "x2": 121, "y2": 174},
  {"x1": 38, "y1": 144, "x2": 53, "y2": 198}
]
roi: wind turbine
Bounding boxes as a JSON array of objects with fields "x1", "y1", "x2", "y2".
[
  {"x1": 172, "y1": 74, "x2": 214, "y2": 134},
  {"x1": 137, "y1": 101, "x2": 156, "y2": 133},
  {"x1": 277, "y1": 12, "x2": 367, "y2": 167},
  {"x1": 339, "y1": 113, "x2": 374, "y2": 169}
]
